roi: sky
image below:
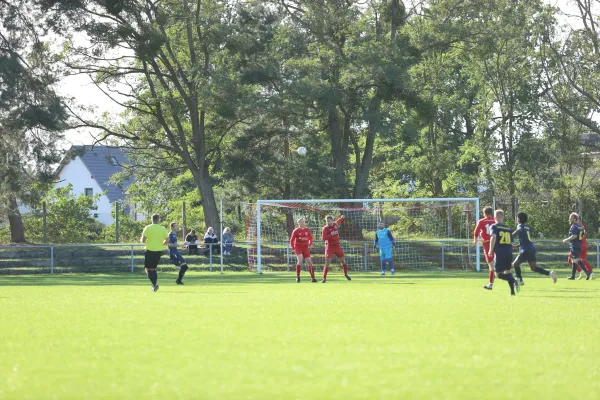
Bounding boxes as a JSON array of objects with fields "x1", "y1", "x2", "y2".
[{"x1": 57, "y1": 0, "x2": 583, "y2": 148}]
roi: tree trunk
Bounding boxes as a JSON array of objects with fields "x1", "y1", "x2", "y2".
[
  {"x1": 353, "y1": 95, "x2": 380, "y2": 199},
  {"x1": 8, "y1": 195, "x2": 26, "y2": 243},
  {"x1": 329, "y1": 107, "x2": 349, "y2": 198},
  {"x1": 192, "y1": 167, "x2": 220, "y2": 237}
]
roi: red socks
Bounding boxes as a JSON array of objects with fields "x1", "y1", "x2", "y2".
[
  {"x1": 323, "y1": 267, "x2": 329, "y2": 279},
  {"x1": 308, "y1": 265, "x2": 315, "y2": 279},
  {"x1": 489, "y1": 269, "x2": 495, "y2": 283},
  {"x1": 342, "y1": 263, "x2": 348, "y2": 275},
  {"x1": 296, "y1": 264, "x2": 301, "y2": 278}
]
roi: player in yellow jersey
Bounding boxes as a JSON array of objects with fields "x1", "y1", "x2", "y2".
[{"x1": 140, "y1": 214, "x2": 169, "y2": 292}]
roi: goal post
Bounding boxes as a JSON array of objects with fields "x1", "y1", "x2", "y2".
[{"x1": 246, "y1": 198, "x2": 480, "y2": 274}]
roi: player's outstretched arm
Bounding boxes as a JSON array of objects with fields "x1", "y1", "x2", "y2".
[{"x1": 336, "y1": 215, "x2": 345, "y2": 225}]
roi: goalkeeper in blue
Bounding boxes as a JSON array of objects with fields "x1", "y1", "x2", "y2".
[{"x1": 374, "y1": 222, "x2": 395, "y2": 275}]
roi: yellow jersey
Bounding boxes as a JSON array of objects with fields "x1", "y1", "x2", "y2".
[{"x1": 142, "y1": 224, "x2": 169, "y2": 251}]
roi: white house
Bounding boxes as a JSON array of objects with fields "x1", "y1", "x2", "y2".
[{"x1": 55, "y1": 146, "x2": 140, "y2": 225}]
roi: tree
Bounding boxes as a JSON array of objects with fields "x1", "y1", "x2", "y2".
[
  {"x1": 0, "y1": 0, "x2": 67, "y2": 242},
  {"x1": 40, "y1": 0, "x2": 276, "y2": 230}
]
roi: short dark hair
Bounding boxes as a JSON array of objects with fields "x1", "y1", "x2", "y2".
[
  {"x1": 517, "y1": 212, "x2": 528, "y2": 224},
  {"x1": 170, "y1": 222, "x2": 177, "y2": 229},
  {"x1": 325, "y1": 215, "x2": 334, "y2": 221},
  {"x1": 152, "y1": 214, "x2": 160, "y2": 223},
  {"x1": 483, "y1": 206, "x2": 493, "y2": 217}
]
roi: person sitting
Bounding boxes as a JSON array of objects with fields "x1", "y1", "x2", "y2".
[
  {"x1": 185, "y1": 229, "x2": 199, "y2": 255},
  {"x1": 203, "y1": 227, "x2": 220, "y2": 256},
  {"x1": 223, "y1": 227, "x2": 234, "y2": 255}
]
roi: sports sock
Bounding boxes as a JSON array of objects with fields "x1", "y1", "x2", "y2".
[
  {"x1": 489, "y1": 269, "x2": 495, "y2": 284},
  {"x1": 381, "y1": 260, "x2": 386, "y2": 273},
  {"x1": 515, "y1": 265, "x2": 523, "y2": 280},
  {"x1": 389, "y1": 260, "x2": 394, "y2": 272},
  {"x1": 323, "y1": 267, "x2": 329, "y2": 280},
  {"x1": 342, "y1": 263, "x2": 348, "y2": 275},
  {"x1": 570, "y1": 263, "x2": 578, "y2": 279},
  {"x1": 296, "y1": 264, "x2": 301, "y2": 278},
  {"x1": 577, "y1": 260, "x2": 589, "y2": 276},
  {"x1": 308, "y1": 265, "x2": 315, "y2": 279},
  {"x1": 498, "y1": 273, "x2": 516, "y2": 294},
  {"x1": 583, "y1": 260, "x2": 593, "y2": 272},
  {"x1": 532, "y1": 266, "x2": 550, "y2": 276},
  {"x1": 148, "y1": 269, "x2": 158, "y2": 286},
  {"x1": 178, "y1": 264, "x2": 188, "y2": 281}
]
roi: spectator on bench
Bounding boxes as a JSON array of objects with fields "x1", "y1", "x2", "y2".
[
  {"x1": 185, "y1": 229, "x2": 199, "y2": 255},
  {"x1": 223, "y1": 227, "x2": 234, "y2": 255},
  {"x1": 204, "y1": 227, "x2": 220, "y2": 256}
]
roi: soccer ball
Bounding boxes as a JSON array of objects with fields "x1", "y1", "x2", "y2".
[{"x1": 297, "y1": 146, "x2": 307, "y2": 156}]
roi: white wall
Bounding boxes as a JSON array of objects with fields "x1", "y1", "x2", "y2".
[{"x1": 55, "y1": 156, "x2": 113, "y2": 225}]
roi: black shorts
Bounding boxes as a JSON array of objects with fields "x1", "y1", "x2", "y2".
[
  {"x1": 517, "y1": 246, "x2": 536, "y2": 263},
  {"x1": 494, "y1": 252, "x2": 513, "y2": 273},
  {"x1": 144, "y1": 250, "x2": 163, "y2": 269}
]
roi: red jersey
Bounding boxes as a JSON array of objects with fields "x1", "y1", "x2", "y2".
[
  {"x1": 474, "y1": 217, "x2": 496, "y2": 244},
  {"x1": 322, "y1": 216, "x2": 344, "y2": 247},
  {"x1": 581, "y1": 224, "x2": 588, "y2": 251},
  {"x1": 290, "y1": 227, "x2": 313, "y2": 249}
]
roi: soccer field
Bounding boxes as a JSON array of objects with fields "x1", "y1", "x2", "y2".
[{"x1": 0, "y1": 270, "x2": 598, "y2": 400}]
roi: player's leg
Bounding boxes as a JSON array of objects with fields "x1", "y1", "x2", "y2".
[
  {"x1": 571, "y1": 249, "x2": 591, "y2": 279},
  {"x1": 144, "y1": 250, "x2": 160, "y2": 291},
  {"x1": 496, "y1": 255, "x2": 517, "y2": 295},
  {"x1": 483, "y1": 243, "x2": 495, "y2": 290},
  {"x1": 387, "y1": 248, "x2": 395, "y2": 275},
  {"x1": 174, "y1": 251, "x2": 188, "y2": 284},
  {"x1": 380, "y1": 251, "x2": 386, "y2": 275},
  {"x1": 339, "y1": 251, "x2": 351, "y2": 280},
  {"x1": 512, "y1": 252, "x2": 524, "y2": 285},
  {"x1": 305, "y1": 255, "x2": 317, "y2": 282},
  {"x1": 295, "y1": 253, "x2": 304, "y2": 282},
  {"x1": 322, "y1": 249, "x2": 332, "y2": 282},
  {"x1": 581, "y1": 249, "x2": 594, "y2": 279}
]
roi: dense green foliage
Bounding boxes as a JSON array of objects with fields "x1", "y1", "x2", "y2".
[
  {"x1": 2, "y1": 0, "x2": 600, "y2": 240},
  {"x1": 0, "y1": 271, "x2": 599, "y2": 399}
]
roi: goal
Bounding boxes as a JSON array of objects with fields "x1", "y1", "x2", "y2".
[{"x1": 244, "y1": 198, "x2": 480, "y2": 274}]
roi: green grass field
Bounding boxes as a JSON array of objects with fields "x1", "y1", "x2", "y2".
[{"x1": 0, "y1": 269, "x2": 598, "y2": 399}]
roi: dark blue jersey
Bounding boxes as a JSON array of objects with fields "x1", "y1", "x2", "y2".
[
  {"x1": 515, "y1": 223, "x2": 534, "y2": 249},
  {"x1": 569, "y1": 224, "x2": 583, "y2": 249},
  {"x1": 168, "y1": 232, "x2": 178, "y2": 252},
  {"x1": 491, "y1": 223, "x2": 513, "y2": 256}
]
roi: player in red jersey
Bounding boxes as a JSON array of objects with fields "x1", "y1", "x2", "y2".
[
  {"x1": 290, "y1": 218, "x2": 317, "y2": 283},
  {"x1": 321, "y1": 215, "x2": 351, "y2": 283},
  {"x1": 568, "y1": 216, "x2": 594, "y2": 280},
  {"x1": 474, "y1": 206, "x2": 497, "y2": 290}
]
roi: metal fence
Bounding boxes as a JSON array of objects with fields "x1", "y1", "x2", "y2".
[{"x1": 1, "y1": 239, "x2": 593, "y2": 275}]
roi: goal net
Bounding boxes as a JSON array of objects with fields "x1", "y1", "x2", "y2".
[{"x1": 244, "y1": 198, "x2": 480, "y2": 274}]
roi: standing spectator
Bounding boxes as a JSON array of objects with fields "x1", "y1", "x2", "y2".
[
  {"x1": 204, "y1": 227, "x2": 220, "y2": 256},
  {"x1": 185, "y1": 229, "x2": 199, "y2": 255},
  {"x1": 223, "y1": 227, "x2": 234, "y2": 255}
]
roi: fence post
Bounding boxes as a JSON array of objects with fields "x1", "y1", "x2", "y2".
[
  {"x1": 115, "y1": 202, "x2": 120, "y2": 243},
  {"x1": 130, "y1": 245, "x2": 134, "y2": 273},
  {"x1": 182, "y1": 201, "x2": 186, "y2": 244},
  {"x1": 50, "y1": 246, "x2": 54, "y2": 274},
  {"x1": 209, "y1": 243, "x2": 213, "y2": 272},
  {"x1": 596, "y1": 240, "x2": 600, "y2": 268},
  {"x1": 364, "y1": 242, "x2": 368, "y2": 271},
  {"x1": 441, "y1": 241, "x2": 445, "y2": 271},
  {"x1": 43, "y1": 202, "x2": 47, "y2": 244}
]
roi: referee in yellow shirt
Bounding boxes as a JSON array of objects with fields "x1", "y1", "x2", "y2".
[{"x1": 140, "y1": 214, "x2": 169, "y2": 292}]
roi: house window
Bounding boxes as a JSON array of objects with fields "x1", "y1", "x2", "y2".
[{"x1": 85, "y1": 188, "x2": 93, "y2": 197}]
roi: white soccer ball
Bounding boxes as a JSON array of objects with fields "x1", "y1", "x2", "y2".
[{"x1": 297, "y1": 146, "x2": 307, "y2": 156}]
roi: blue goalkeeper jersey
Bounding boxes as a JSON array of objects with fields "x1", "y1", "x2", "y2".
[{"x1": 375, "y1": 228, "x2": 394, "y2": 249}]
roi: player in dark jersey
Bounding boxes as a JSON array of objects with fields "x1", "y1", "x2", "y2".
[
  {"x1": 488, "y1": 210, "x2": 519, "y2": 296},
  {"x1": 168, "y1": 222, "x2": 189, "y2": 285},
  {"x1": 563, "y1": 213, "x2": 593, "y2": 280},
  {"x1": 511, "y1": 212, "x2": 557, "y2": 285}
]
